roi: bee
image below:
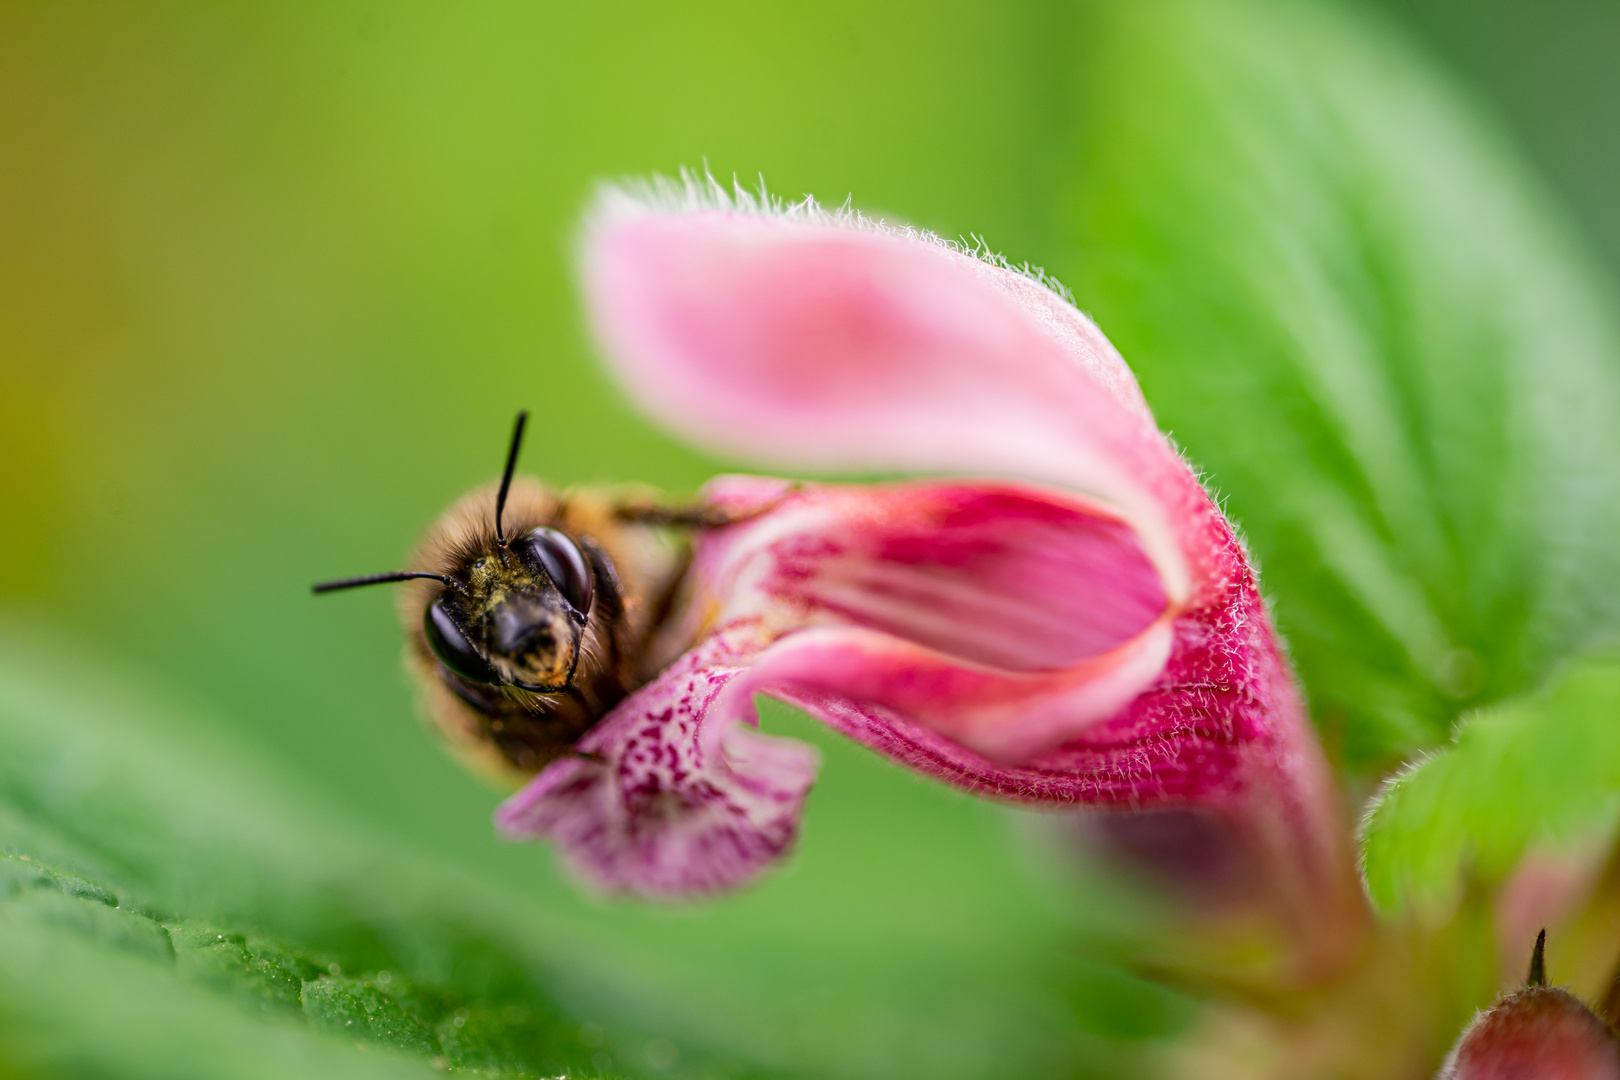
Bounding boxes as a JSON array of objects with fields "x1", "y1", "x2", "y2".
[{"x1": 314, "y1": 412, "x2": 737, "y2": 783}]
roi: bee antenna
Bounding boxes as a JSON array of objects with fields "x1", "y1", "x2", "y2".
[
  {"x1": 312, "y1": 571, "x2": 458, "y2": 595},
  {"x1": 495, "y1": 409, "x2": 529, "y2": 553}
]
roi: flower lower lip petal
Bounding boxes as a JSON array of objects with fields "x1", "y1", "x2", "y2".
[{"x1": 495, "y1": 643, "x2": 820, "y2": 896}]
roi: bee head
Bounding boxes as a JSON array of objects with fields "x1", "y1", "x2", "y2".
[
  {"x1": 314, "y1": 410, "x2": 600, "y2": 696},
  {"x1": 422, "y1": 526, "x2": 597, "y2": 691}
]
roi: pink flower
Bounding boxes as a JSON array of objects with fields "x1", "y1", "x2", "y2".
[{"x1": 496, "y1": 179, "x2": 1353, "y2": 931}]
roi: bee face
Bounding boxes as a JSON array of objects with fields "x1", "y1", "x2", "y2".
[
  {"x1": 393, "y1": 474, "x2": 675, "y2": 781},
  {"x1": 424, "y1": 528, "x2": 595, "y2": 691},
  {"x1": 316, "y1": 412, "x2": 695, "y2": 783}
]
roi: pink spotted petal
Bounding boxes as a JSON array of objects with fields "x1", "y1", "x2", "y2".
[{"x1": 495, "y1": 636, "x2": 819, "y2": 896}]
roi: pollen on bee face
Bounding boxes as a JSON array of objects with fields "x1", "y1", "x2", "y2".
[
  {"x1": 321, "y1": 412, "x2": 692, "y2": 782},
  {"x1": 391, "y1": 476, "x2": 694, "y2": 779}
]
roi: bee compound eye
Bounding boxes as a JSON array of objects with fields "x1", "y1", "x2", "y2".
[
  {"x1": 423, "y1": 599, "x2": 501, "y2": 684},
  {"x1": 519, "y1": 527, "x2": 594, "y2": 618}
]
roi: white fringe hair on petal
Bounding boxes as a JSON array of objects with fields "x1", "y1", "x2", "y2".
[{"x1": 584, "y1": 167, "x2": 1076, "y2": 306}]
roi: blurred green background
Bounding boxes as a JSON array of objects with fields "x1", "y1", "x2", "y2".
[{"x1": 1, "y1": 0, "x2": 1617, "y2": 1076}]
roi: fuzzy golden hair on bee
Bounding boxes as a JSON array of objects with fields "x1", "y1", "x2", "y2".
[{"x1": 314, "y1": 411, "x2": 698, "y2": 785}]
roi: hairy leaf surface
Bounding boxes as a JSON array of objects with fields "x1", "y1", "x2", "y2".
[
  {"x1": 1361, "y1": 654, "x2": 1620, "y2": 915},
  {"x1": 1065, "y1": 0, "x2": 1620, "y2": 771}
]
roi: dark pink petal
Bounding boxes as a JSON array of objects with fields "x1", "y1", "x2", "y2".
[
  {"x1": 680, "y1": 477, "x2": 1310, "y2": 808},
  {"x1": 685, "y1": 480, "x2": 1175, "y2": 765},
  {"x1": 704, "y1": 480, "x2": 1354, "y2": 950}
]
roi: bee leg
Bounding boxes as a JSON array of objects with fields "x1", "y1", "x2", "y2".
[
  {"x1": 568, "y1": 747, "x2": 606, "y2": 764},
  {"x1": 638, "y1": 542, "x2": 694, "y2": 647},
  {"x1": 611, "y1": 503, "x2": 738, "y2": 529},
  {"x1": 612, "y1": 484, "x2": 802, "y2": 530}
]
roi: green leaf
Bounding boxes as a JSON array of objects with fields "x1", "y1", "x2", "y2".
[
  {"x1": 1360, "y1": 653, "x2": 1620, "y2": 915},
  {"x1": 1062, "y1": 0, "x2": 1620, "y2": 770},
  {"x1": 0, "y1": 915, "x2": 443, "y2": 1080},
  {"x1": 0, "y1": 626, "x2": 1194, "y2": 1079},
  {"x1": 0, "y1": 630, "x2": 786, "y2": 1080}
]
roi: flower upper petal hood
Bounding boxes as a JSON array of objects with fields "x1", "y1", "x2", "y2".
[
  {"x1": 581, "y1": 185, "x2": 1224, "y2": 609},
  {"x1": 499, "y1": 182, "x2": 1348, "y2": 910}
]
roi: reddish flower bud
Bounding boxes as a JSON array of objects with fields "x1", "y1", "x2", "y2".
[
  {"x1": 1442, "y1": 934, "x2": 1620, "y2": 1080},
  {"x1": 1441, "y1": 989, "x2": 1620, "y2": 1080}
]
